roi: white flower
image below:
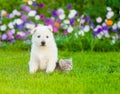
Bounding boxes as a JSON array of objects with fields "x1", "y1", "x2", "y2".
[
  {"x1": 117, "y1": 21, "x2": 120, "y2": 28},
  {"x1": 112, "y1": 23, "x2": 117, "y2": 30},
  {"x1": 63, "y1": 19, "x2": 70, "y2": 24},
  {"x1": 28, "y1": 1, "x2": 33, "y2": 5},
  {"x1": 12, "y1": 9, "x2": 21, "y2": 16},
  {"x1": 111, "y1": 39, "x2": 116, "y2": 45},
  {"x1": 35, "y1": 15, "x2": 40, "y2": 20},
  {"x1": 70, "y1": 10, "x2": 77, "y2": 15},
  {"x1": 106, "y1": 7, "x2": 112, "y2": 11},
  {"x1": 9, "y1": 13, "x2": 15, "y2": 18},
  {"x1": 8, "y1": 22, "x2": 14, "y2": 29},
  {"x1": 57, "y1": 8, "x2": 64, "y2": 15},
  {"x1": 28, "y1": 10, "x2": 36, "y2": 17},
  {"x1": 83, "y1": 25, "x2": 90, "y2": 32},
  {"x1": 96, "y1": 17, "x2": 102, "y2": 23},
  {"x1": 1, "y1": 10, "x2": 7, "y2": 16},
  {"x1": 106, "y1": 11, "x2": 114, "y2": 19},
  {"x1": 61, "y1": 24, "x2": 68, "y2": 29},
  {"x1": 97, "y1": 33, "x2": 102, "y2": 39},
  {"x1": 25, "y1": 23, "x2": 35, "y2": 29},
  {"x1": 51, "y1": 17, "x2": 55, "y2": 21},
  {"x1": 96, "y1": 25, "x2": 102, "y2": 29},
  {"x1": 17, "y1": 31, "x2": 25, "y2": 36},
  {"x1": 68, "y1": 9, "x2": 77, "y2": 19},
  {"x1": 0, "y1": 24, "x2": 7, "y2": 31},
  {"x1": 103, "y1": 30, "x2": 110, "y2": 38},
  {"x1": 80, "y1": 19, "x2": 85, "y2": 24},
  {"x1": 102, "y1": 22, "x2": 106, "y2": 26},
  {"x1": 78, "y1": 30, "x2": 84, "y2": 36},
  {"x1": 15, "y1": 19, "x2": 23, "y2": 25},
  {"x1": 67, "y1": 25, "x2": 73, "y2": 33},
  {"x1": 59, "y1": 14, "x2": 65, "y2": 20}
]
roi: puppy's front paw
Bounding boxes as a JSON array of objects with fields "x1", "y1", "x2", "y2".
[
  {"x1": 29, "y1": 65, "x2": 38, "y2": 74},
  {"x1": 46, "y1": 69, "x2": 54, "y2": 73}
]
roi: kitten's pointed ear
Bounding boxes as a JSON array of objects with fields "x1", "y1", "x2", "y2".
[
  {"x1": 69, "y1": 58, "x2": 72, "y2": 62},
  {"x1": 59, "y1": 59, "x2": 64, "y2": 63},
  {"x1": 31, "y1": 28, "x2": 37, "y2": 35},
  {"x1": 47, "y1": 25, "x2": 53, "y2": 32}
]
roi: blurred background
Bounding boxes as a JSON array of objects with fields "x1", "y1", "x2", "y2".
[{"x1": 0, "y1": 0, "x2": 120, "y2": 51}]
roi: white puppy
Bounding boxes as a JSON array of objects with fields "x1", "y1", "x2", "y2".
[{"x1": 29, "y1": 25, "x2": 58, "y2": 73}]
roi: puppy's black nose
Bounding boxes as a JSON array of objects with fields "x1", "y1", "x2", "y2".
[{"x1": 41, "y1": 41, "x2": 45, "y2": 46}]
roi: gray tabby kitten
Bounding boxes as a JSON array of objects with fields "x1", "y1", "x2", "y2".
[{"x1": 56, "y1": 58, "x2": 72, "y2": 71}]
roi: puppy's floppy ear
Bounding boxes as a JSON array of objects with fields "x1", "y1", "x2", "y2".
[
  {"x1": 31, "y1": 28, "x2": 37, "y2": 35},
  {"x1": 47, "y1": 25, "x2": 53, "y2": 32}
]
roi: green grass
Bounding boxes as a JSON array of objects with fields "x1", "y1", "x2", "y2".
[{"x1": 0, "y1": 48, "x2": 120, "y2": 94}]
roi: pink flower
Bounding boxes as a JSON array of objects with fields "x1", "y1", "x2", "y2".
[{"x1": 53, "y1": 27, "x2": 58, "y2": 33}]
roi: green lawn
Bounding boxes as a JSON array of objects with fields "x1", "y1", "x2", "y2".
[{"x1": 0, "y1": 48, "x2": 120, "y2": 94}]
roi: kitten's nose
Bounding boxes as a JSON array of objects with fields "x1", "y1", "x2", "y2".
[{"x1": 41, "y1": 41, "x2": 45, "y2": 46}]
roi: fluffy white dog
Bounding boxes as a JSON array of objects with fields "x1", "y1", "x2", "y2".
[{"x1": 29, "y1": 25, "x2": 58, "y2": 73}]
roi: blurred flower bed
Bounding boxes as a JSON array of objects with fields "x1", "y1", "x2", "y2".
[{"x1": 0, "y1": 0, "x2": 120, "y2": 51}]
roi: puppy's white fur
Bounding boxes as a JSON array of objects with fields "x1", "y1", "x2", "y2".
[{"x1": 29, "y1": 25, "x2": 58, "y2": 73}]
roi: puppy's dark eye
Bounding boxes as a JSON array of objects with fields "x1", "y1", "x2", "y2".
[
  {"x1": 46, "y1": 36, "x2": 49, "y2": 38},
  {"x1": 37, "y1": 35, "x2": 40, "y2": 38}
]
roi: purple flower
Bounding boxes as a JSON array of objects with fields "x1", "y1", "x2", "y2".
[
  {"x1": 25, "y1": 31, "x2": 30, "y2": 35},
  {"x1": 45, "y1": 18, "x2": 54, "y2": 25},
  {"x1": 80, "y1": 26, "x2": 84, "y2": 29},
  {"x1": 21, "y1": 5, "x2": 31, "y2": 12},
  {"x1": 45, "y1": 18, "x2": 50, "y2": 24},
  {"x1": 75, "y1": 13, "x2": 78, "y2": 17},
  {"x1": 85, "y1": 16, "x2": 91, "y2": 23},
  {"x1": 40, "y1": 14, "x2": 44, "y2": 20},
  {"x1": 113, "y1": 28, "x2": 118, "y2": 32},
  {"x1": 97, "y1": 28, "x2": 102, "y2": 33},
  {"x1": 7, "y1": 36, "x2": 14, "y2": 42},
  {"x1": 15, "y1": 23, "x2": 24, "y2": 30},
  {"x1": 117, "y1": 34, "x2": 120, "y2": 38},
  {"x1": 70, "y1": 18, "x2": 76, "y2": 25},
  {"x1": 16, "y1": 34, "x2": 21, "y2": 39},
  {"x1": 16, "y1": 32, "x2": 26, "y2": 40},
  {"x1": 32, "y1": 2, "x2": 37, "y2": 7},
  {"x1": 90, "y1": 23, "x2": 95, "y2": 29},
  {"x1": 102, "y1": 25, "x2": 109, "y2": 30},
  {"x1": 93, "y1": 27, "x2": 103, "y2": 36},
  {"x1": 21, "y1": 15, "x2": 27, "y2": 21},
  {"x1": 51, "y1": 10, "x2": 58, "y2": 17},
  {"x1": 6, "y1": 14, "x2": 10, "y2": 19},
  {"x1": 93, "y1": 31, "x2": 98, "y2": 36},
  {"x1": 1, "y1": 34, "x2": 7, "y2": 40},
  {"x1": 38, "y1": 3, "x2": 44, "y2": 8},
  {"x1": 66, "y1": 4, "x2": 72, "y2": 10},
  {"x1": 63, "y1": 30, "x2": 68, "y2": 35},
  {"x1": 7, "y1": 30, "x2": 14, "y2": 37}
]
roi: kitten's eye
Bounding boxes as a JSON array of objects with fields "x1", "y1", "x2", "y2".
[
  {"x1": 37, "y1": 35, "x2": 40, "y2": 38},
  {"x1": 46, "y1": 36, "x2": 49, "y2": 38}
]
